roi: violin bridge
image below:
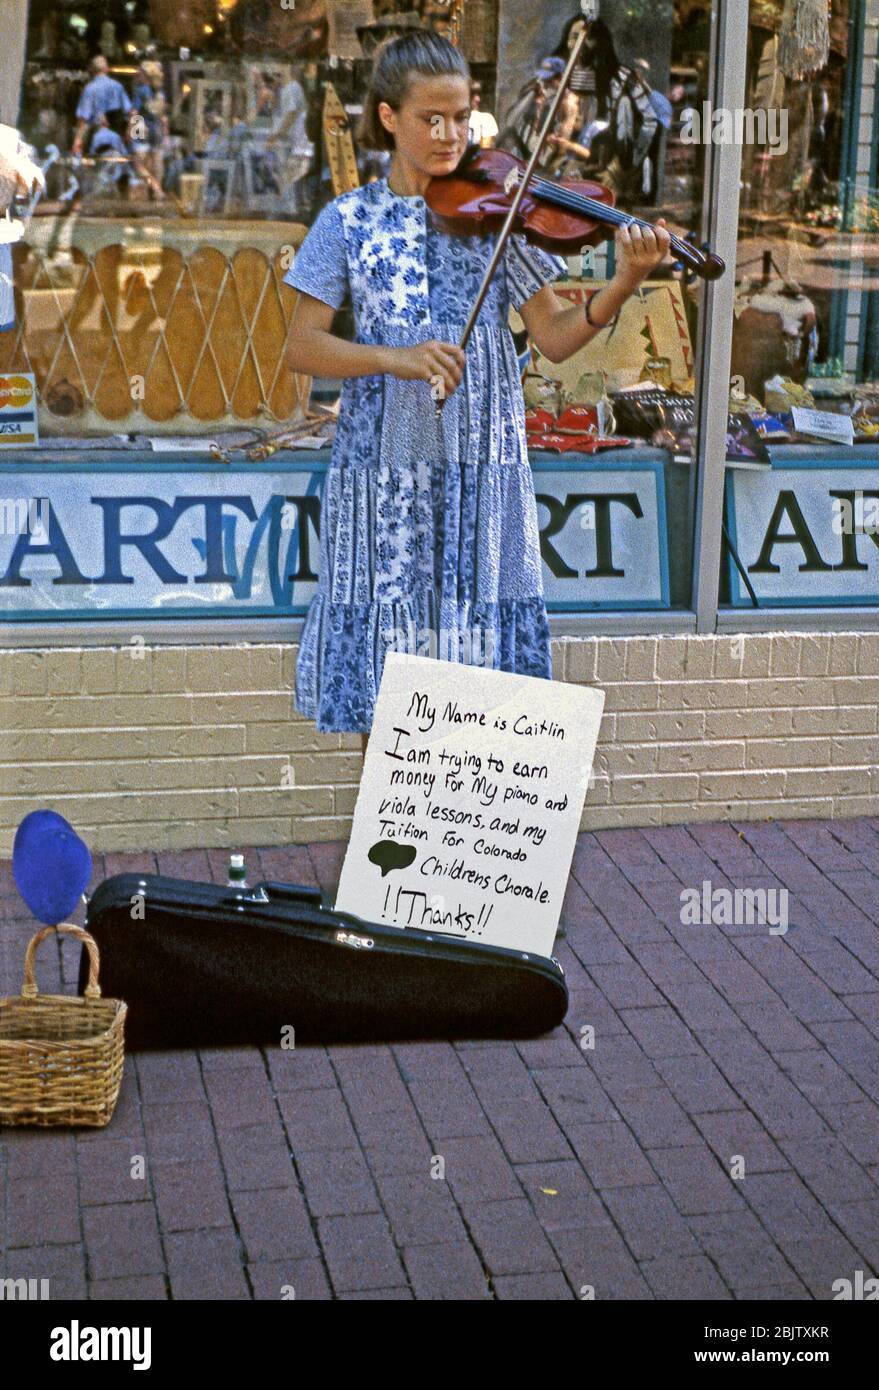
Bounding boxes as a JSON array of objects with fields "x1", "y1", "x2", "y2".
[{"x1": 504, "y1": 166, "x2": 519, "y2": 196}]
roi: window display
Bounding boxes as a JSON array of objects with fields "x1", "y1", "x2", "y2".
[
  {"x1": 1, "y1": 4, "x2": 872, "y2": 615},
  {"x1": 721, "y1": 0, "x2": 879, "y2": 612},
  {"x1": 731, "y1": 1, "x2": 878, "y2": 438}
]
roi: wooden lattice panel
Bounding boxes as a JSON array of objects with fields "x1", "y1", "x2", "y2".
[{"x1": 0, "y1": 218, "x2": 312, "y2": 434}]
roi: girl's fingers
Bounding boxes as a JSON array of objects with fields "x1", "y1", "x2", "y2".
[
  {"x1": 436, "y1": 348, "x2": 465, "y2": 381},
  {"x1": 430, "y1": 340, "x2": 465, "y2": 362},
  {"x1": 420, "y1": 341, "x2": 465, "y2": 393},
  {"x1": 427, "y1": 357, "x2": 461, "y2": 394}
]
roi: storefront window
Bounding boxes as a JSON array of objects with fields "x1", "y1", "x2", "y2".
[
  {"x1": 723, "y1": 0, "x2": 879, "y2": 612},
  {"x1": 497, "y1": 0, "x2": 715, "y2": 613},
  {"x1": 4, "y1": 2, "x2": 499, "y2": 435},
  {"x1": 0, "y1": 1, "x2": 730, "y2": 626}
]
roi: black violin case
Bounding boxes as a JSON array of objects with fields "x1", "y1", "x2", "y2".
[{"x1": 81, "y1": 873, "x2": 568, "y2": 1049}]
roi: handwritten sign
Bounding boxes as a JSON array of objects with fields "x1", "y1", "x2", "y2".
[{"x1": 334, "y1": 653, "x2": 605, "y2": 958}]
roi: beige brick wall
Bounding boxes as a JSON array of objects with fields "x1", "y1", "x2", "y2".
[{"x1": 1, "y1": 632, "x2": 877, "y2": 853}]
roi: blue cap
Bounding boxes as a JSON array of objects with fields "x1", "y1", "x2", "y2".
[{"x1": 536, "y1": 57, "x2": 566, "y2": 80}]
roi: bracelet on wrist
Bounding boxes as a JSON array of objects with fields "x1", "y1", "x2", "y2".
[{"x1": 584, "y1": 288, "x2": 618, "y2": 330}]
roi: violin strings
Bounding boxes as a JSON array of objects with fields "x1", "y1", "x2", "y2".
[{"x1": 526, "y1": 174, "x2": 693, "y2": 260}]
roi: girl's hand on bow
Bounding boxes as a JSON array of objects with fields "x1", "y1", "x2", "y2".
[
  {"x1": 614, "y1": 217, "x2": 671, "y2": 291},
  {"x1": 383, "y1": 340, "x2": 467, "y2": 400}
]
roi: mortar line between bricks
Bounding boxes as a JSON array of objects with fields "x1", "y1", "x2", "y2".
[
  {"x1": 566, "y1": 855, "x2": 822, "y2": 1070},
  {"x1": 581, "y1": 965, "x2": 852, "y2": 1291},
  {"x1": 546, "y1": 1018, "x2": 749, "y2": 1298},
  {"x1": 780, "y1": 819, "x2": 879, "y2": 881},
  {"x1": 556, "y1": 922, "x2": 823, "y2": 1293},
  {"x1": 734, "y1": 1167, "x2": 863, "y2": 1296},
  {"x1": 781, "y1": 916, "x2": 876, "y2": 987},
  {"x1": 659, "y1": 834, "x2": 879, "y2": 1045},
  {"x1": 530, "y1": 1032, "x2": 743, "y2": 1298},
  {"x1": 392, "y1": 1041, "x2": 551, "y2": 1300},
  {"x1": 757, "y1": 1157, "x2": 879, "y2": 1282},
  {"x1": 572, "y1": 833, "x2": 863, "y2": 1093},
  {"x1": 116, "y1": 1053, "x2": 173, "y2": 1301},
  {"x1": 321, "y1": 1047, "x2": 422, "y2": 1298},
  {"x1": 823, "y1": 863, "x2": 879, "y2": 917},
  {"x1": 670, "y1": 831, "x2": 879, "y2": 1149},
  {"x1": 259, "y1": 1043, "x2": 337, "y2": 1300},
  {"x1": 626, "y1": 935, "x2": 876, "y2": 1291},
  {"x1": 791, "y1": 874, "x2": 879, "y2": 980},
  {"x1": 765, "y1": 877, "x2": 879, "y2": 988},
  {"x1": 824, "y1": 821, "x2": 879, "y2": 879},
  {"x1": 727, "y1": 820, "x2": 879, "y2": 952},
  {"x1": 646, "y1": 989, "x2": 873, "y2": 1288},
  {"x1": 441, "y1": 1034, "x2": 660, "y2": 1301},
  {"x1": 191, "y1": 1046, "x2": 258, "y2": 1301},
  {"x1": 64, "y1": 920, "x2": 93, "y2": 1300}
]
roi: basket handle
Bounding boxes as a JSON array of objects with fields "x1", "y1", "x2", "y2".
[{"x1": 21, "y1": 922, "x2": 102, "y2": 1000}]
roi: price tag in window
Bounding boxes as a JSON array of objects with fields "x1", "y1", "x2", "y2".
[{"x1": 792, "y1": 407, "x2": 854, "y2": 446}]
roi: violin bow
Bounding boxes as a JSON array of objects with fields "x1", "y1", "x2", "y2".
[{"x1": 434, "y1": 3, "x2": 593, "y2": 419}]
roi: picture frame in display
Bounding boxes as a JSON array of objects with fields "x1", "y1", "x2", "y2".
[
  {"x1": 245, "y1": 62, "x2": 292, "y2": 128},
  {"x1": 168, "y1": 61, "x2": 228, "y2": 124},
  {"x1": 240, "y1": 144, "x2": 285, "y2": 213},
  {"x1": 191, "y1": 80, "x2": 237, "y2": 153},
  {"x1": 200, "y1": 157, "x2": 236, "y2": 215}
]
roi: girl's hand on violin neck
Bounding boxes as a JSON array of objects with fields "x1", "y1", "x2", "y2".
[
  {"x1": 614, "y1": 217, "x2": 672, "y2": 290},
  {"x1": 383, "y1": 340, "x2": 467, "y2": 400}
]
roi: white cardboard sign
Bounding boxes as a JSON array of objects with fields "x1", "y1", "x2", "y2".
[{"x1": 334, "y1": 653, "x2": 605, "y2": 959}]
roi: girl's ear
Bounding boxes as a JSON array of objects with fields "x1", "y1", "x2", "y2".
[{"x1": 377, "y1": 99, "x2": 396, "y2": 141}]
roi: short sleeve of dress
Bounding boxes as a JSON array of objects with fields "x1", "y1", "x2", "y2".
[
  {"x1": 504, "y1": 231, "x2": 569, "y2": 314},
  {"x1": 282, "y1": 201, "x2": 349, "y2": 310}
]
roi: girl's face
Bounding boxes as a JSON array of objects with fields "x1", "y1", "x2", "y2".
[{"x1": 379, "y1": 73, "x2": 471, "y2": 177}]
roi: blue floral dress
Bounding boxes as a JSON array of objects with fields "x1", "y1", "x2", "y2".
[{"x1": 282, "y1": 175, "x2": 569, "y2": 733}]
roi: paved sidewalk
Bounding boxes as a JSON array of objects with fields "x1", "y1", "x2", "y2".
[{"x1": 2, "y1": 818, "x2": 879, "y2": 1301}]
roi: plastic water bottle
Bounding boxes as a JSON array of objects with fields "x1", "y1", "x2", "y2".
[{"x1": 227, "y1": 853, "x2": 248, "y2": 889}]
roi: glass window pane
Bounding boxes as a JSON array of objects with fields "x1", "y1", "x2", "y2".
[{"x1": 724, "y1": 0, "x2": 879, "y2": 613}]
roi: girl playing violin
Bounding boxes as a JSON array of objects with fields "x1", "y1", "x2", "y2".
[{"x1": 283, "y1": 29, "x2": 671, "y2": 758}]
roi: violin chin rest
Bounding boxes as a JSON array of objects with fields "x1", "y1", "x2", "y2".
[{"x1": 449, "y1": 145, "x2": 497, "y2": 184}]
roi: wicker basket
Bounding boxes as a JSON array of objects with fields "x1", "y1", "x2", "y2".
[{"x1": 0, "y1": 924, "x2": 127, "y2": 1128}]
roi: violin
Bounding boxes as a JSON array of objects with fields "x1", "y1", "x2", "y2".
[
  {"x1": 428, "y1": 10, "x2": 722, "y2": 419},
  {"x1": 426, "y1": 144, "x2": 725, "y2": 282}
]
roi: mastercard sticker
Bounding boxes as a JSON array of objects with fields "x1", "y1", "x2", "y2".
[{"x1": 0, "y1": 370, "x2": 39, "y2": 448}]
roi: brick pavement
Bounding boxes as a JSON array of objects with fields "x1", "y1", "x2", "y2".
[{"x1": 2, "y1": 818, "x2": 879, "y2": 1300}]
